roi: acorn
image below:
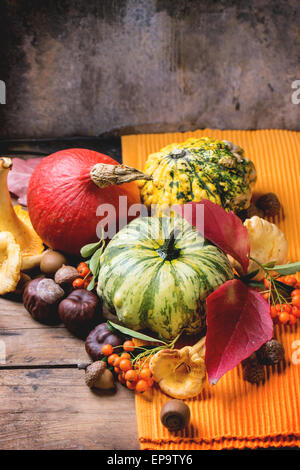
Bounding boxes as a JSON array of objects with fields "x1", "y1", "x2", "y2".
[
  {"x1": 256, "y1": 339, "x2": 285, "y2": 365},
  {"x1": 242, "y1": 354, "x2": 265, "y2": 384},
  {"x1": 246, "y1": 203, "x2": 264, "y2": 219},
  {"x1": 256, "y1": 193, "x2": 281, "y2": 217},
  {"x1": 160, "y1": 400, "x2": 190, "y2": 431}
]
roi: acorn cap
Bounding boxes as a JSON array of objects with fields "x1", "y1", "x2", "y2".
[
  {"x1": 256, "y1": 339, "x2": 285, "y2": 365},
  {"x1": 85, "y1": 361, "x2": 107, "y2": 388}
]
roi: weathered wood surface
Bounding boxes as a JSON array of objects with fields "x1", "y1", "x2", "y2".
[{"x1": 0, "y1": 297, "x2": 139, "y2": 450}]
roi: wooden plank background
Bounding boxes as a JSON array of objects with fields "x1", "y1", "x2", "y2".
[{"x1": 0, "y1": 297, "x2": 139, "y2": 450}]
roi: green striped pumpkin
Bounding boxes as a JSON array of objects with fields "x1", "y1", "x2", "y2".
[{"x1": 97, "y1": 216, "x2": 234, "y2": 340}]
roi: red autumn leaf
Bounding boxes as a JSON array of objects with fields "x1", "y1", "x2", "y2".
[
  {"x1": 7, "y1": 157, "x2": 43, "y2": 206},
  {"x1": 205, "y1": 279, "x2": 273, "y2": 385},
  {"x1": 174, "y1": 200, "x2": 250, "y2": 272}
]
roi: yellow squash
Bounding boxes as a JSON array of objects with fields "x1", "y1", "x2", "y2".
[{"x1": 138, "y1": 137, "x2": 257, "y2": 213}]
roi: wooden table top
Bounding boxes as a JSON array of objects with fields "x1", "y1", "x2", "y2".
[{"x1": 0, "y1": 296, "x2": 139, "y2": 450}]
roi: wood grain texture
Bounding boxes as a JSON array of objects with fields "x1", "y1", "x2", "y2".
[
  {"x1": 0, "y1": 368, "x2": 138, "y2": 450},
  {"x1": 0, "y1": 297, "x2": 139, "y2": 449}
]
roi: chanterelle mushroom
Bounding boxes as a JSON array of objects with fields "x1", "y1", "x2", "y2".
[
  {"x1": 85, "y1": 361, "x2": 115, "y2": 390},
  {"x1": 150, "y1": 337, "x2": 206, "y2": 399},
  {"x1": 0, "y1": 231, "x2": 21, "y2": 295},
  {"x1": 229, "y1": 216, "x2": 288, "y2": 280}
]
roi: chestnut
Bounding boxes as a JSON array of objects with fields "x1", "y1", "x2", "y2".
[
  {"x1": 85, "y1": 323, "x2": 123, "y2": 360},
  {"x1": 23, "y1": 277, "x2": 64, "y2": 325},
  {"x1": 58, "y1": 289, "x2": 102, "y2": 339}
]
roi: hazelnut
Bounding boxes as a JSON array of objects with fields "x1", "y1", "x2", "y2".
[
  {"x1": 85, "y1": 361, "x2": 115, "y2": 390},
  {"x1": 256, "y1": 193, "x2": 281, "y2": 217},
  {"x1": 160, "y1": 400, "x2": 190, "y2": 431},
  {"x1": 256, "y1": 339, "x2": 285, "y2": 365},
  {"x1": 23, "y1": 278, "x2": 64, "y2": 325},
  {"x1": 58, "y1": 289, "x2": 102, "y2": 339},
  {"x1": 54, "y1": 265, "x2": 78, "y2": 286},
  {"x1": 85, "y1": 323, "x2": 123, "y2": 361},
  {"x1": 40, "y1": 250, "x2": 68, "y2": 276}
]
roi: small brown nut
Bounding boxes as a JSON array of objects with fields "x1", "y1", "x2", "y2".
[
  {"x1": 256, "y1": 193, "x2": 281, "y2": 217},
  {"x1": 54, "y1": 265, "x2": 78, "y2": 286},
  {"x1": 256, "y1": 339, "x2": 285, "y2": 365},
  {"x1": 40, "y1": 250, "x2": 68, "y2": 275},
  {"x1": 242, "y1": 353, "x2": 265, "y2": 384},
  {"x1": 85, "y1": 323, "x2": 123, "y2": 361},
  {"x1": 85, "y1": 361, "x2": 115, "y2": 390},
  {"x1": 23, "y1": 277, "x2": 64, "y2": 325},
  {"x1": 246, "y1": 203, "x2": 264, "y2": 219},
  {"x1": 14, "y1": 273, "x2": 31, "y2": 296},
  {"x1": 160, "y1": 400, "x2": 190, "y2": 431},
  {"x1": 58, "y1": 289, "x2": 102, "y2": 339}
]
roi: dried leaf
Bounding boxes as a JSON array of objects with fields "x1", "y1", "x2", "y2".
[
  {"x1": 205, "y1": 279, "x2": 273, "y2": 385},
  {"x1": 7, "y1": 157, "x2": 43, "y2": 205},
  {"x1": 174, "y1": 200, "x2": 250, "y2": 272}
]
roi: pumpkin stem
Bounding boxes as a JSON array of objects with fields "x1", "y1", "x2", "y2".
[
  {"x1": 90, "y1": 163, "x2": 152, "y2": 189},
  {"x1": 158, "y1": 228, "x2": 180, "y2": 261}
]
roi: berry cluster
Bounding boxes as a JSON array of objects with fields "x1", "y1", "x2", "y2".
[
  {"x1": 263, "y1": 274, "x2": 300, "y2": 326},
  {"x1": 72, "y1": 262, "x2": 93, "y2": 290},
  {"x1": 101, "y1": 340, "x2": 154, "y2": 393}
]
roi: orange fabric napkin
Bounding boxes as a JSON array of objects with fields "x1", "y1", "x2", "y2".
[{"x1": 121, "y1": 129, "x2": 300, "y2": 450}]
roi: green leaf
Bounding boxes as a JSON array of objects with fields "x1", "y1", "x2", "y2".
[
  {"x1": 107, "y1": 321, "x2": 166, "y2": 344},
  {"x1": 89, "y1": 246, "x2": 103, "y2": 276},
  {"x1": 263, "y1": 261, "x2": 277, "y2": 269},
  {"x1": 246, "y1": 280, "x2": 265, "y2": 289},
  {"x1": 272, "y1": 262, "x2": 300, "y2": 276},
  {"x1": 86, "y1": 277, "x2": 96, "y2": 291},
  {"x1": 80, "y1": 240, "x2": 102, "y2": 258}
]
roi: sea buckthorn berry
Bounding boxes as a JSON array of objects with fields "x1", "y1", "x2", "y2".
[
  {"x1": 275, "y1": 304, "x2": 283, "y2": 312},
  {"x1": 119, "y1": 359, "x2": 132, "y2": 372},
  {"x1": 263, "y1": 293, "x2": 270, "y2": 300},
  {"x1": 270, "y1": 306, "x2": 278, "y2": 319},
  {"x1": 83, "y1": 276, "x2": 92, "y2": 289},
  {"x1": 118, "y1": 374, "x2": 126, "y2": 384},
  {"x1": 292, "y1": 295, "x2": 300, "y2": 307},
  {"x1": 77, "y1": 262, "x2": 88, "y2": 273},
  {"x1": 278, "y1": 312, "x2": 290, "y2": 324},
  {"x1": 114, "y1": 366, "x2": 120, "y2": 374},
  {"x1": 78, "y1": 266, "x2": 90, "y2": 278},
  {"x1": 108, "y1": 354, "x2": 119, "y2": 366},
  {"x1": 125, "y1": 369, "x2": 138, "y2": 383},
  {"x1": 136, "y1": 379, "x2": 149, "y2": 394},
  {"x1": 120, "y1": 352, "x2": 131, "y2": 360},
  {"x1": 264, "y1": 279, "x2": 271, "y2": 289},
  {"x1": 292, "y1": 289, "x2": 300, "y2": 297},
  {"x1": 292, "y1": 306, "x2": 300, "y2": 318},
  {"x1": 282, "y1": 304, "x2": 292, "y2": 313},
  {"x1": 285, "y1": 276, "x2": 297, "y2": 286},
  {"x1": 289, "y1": 314, "x2": 297, "y2": 325},
  {"x1": 126, "y1": 380, "x2": 136, "y2": 390},
  {"x1": 101, "y1": 344, "x2": 113, "y2": 356},
  {"x1": 72, "y1": 277, "x2": 84, "y2": 289},
  {"x1": 139, "y1": 368, "x2": 152, "y2": 380},
  {"x1": 113, "y1": 356, "x2": 121, "y2": 367},
  {"x1": 147, "y1": 378, "x2": 154, "y2": 388},
  {"x1": 123, "y1": 340, "x2": 135, "y2": 352}
]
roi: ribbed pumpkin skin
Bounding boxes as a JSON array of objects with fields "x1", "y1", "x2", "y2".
[
  {"x1": 97, "y1": 215, "x2": 234, "y2": 340},
  {"x1": 138, "y1": 137, "x2": 257, "y2": 213}
]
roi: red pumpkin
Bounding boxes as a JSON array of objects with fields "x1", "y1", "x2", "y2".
[{"x1": 27, "y1": 148, "x2": 149, "y2": 255}]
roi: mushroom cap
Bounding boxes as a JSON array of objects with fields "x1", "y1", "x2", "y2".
[
  {"x1": 85, "y1": 361, "x2": 107, "y2": 388},
  {"x1": 0, "y1": 231, "x2": 21, "y2": 295},
  {"x1": 150, "y1": 338, "x2": 206, "y2": 399}
]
